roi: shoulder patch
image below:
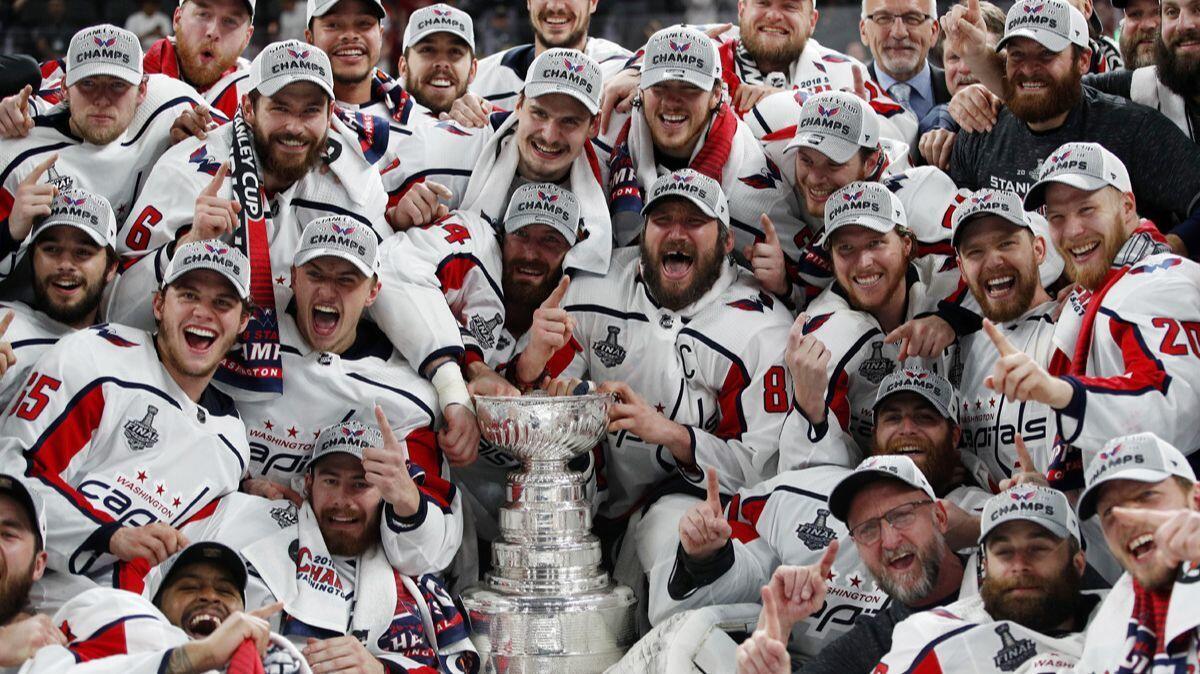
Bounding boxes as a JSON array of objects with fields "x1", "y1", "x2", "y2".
[
  {"x1": 803, "y1": 312, "x2": 833, "y2": 334},
  {"x1": 435, "y1": 120, "x2": 472, "y2": 136},
  {"x1": 727, "y1": 292, "x2": 775, "y2": 313},
  {"x1": 188, "y1": 145, "x2": 221, "y2": 176},
  {"x1": 92, "y1": 324, "x2": 139, "y2": 347},
  {"x1": 1130, "y1": 257, "x2": 1182, "y2": 275},
  {"x1": 738, "y1": 158, "x2": 782, "y2": 190}
]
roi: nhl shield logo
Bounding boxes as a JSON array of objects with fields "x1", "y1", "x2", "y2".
[
  {"x1": 593, "y1": 325, "x2": 627, "y2": 367},
  {"x1": 468, "y1": 313, "x2": 503, "y2": 350},
  {"x1": 124, "y1": 405, "x2": 160, "y2": 451},
  {"x1": 858, "y1": 342, "x2": 894, "y2": 384},
  {"x1": 795, "y1": 508, "x2": 837, "y2": 551},
  {"x1": 992, "y1": 624, "x2": 1037, "y2": 671}
]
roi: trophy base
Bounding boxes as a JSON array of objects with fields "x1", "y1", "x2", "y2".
[{"x1": 461, "y1": 583, "x2": 638, "y2": 674}]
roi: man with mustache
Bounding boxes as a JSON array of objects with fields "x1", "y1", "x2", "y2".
[
  {"x1": 943, "y1": 0, "x2": 1200, "y2": 258},
  {"x1": 876, "y1": 483, "x2": 1095, "y2": 672},
  {"x1": 646, "y1": 371, "x2": 986, "y2": 664},
  {"x1": 520, "y1": 170, "x2": 793, "y2": 583},
  {"x1": 0, "y1": 474, "x2": 65, "y2": 668},
  {"x1": 861, "y1": 0, "x2": 947, "y2": 122},
  {"x1": 0, "y1": 242, "x2": 253, "y2": 610},
  {"x1": 109, "y1": 40, "x2": 479, "y2": 468},
  {"x1": 1117, "y1": 0, "x2": 1162, "y2": 68},
  {"x1": 397, "y1": 3, "x2": 478, "y2": 117}
]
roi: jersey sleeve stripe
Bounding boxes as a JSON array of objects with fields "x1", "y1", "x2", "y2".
[
  {"x1": 1067, "y1": 309, "x2": 1171, "y2": 395},
  {"x1": 26, "y1": 384, "x2": 114, "y2": 525},
  {"x1": 120, "y1": 96, "x2": 198, "y2": 146},
  {"x1": 0, "y1": 142, "x2": 73, "y2": 186},
  {"x1": 68, "y1": 613, "x2": 160, "y2": 662},
  {"x1": 406, "y1": 426, "x2": 456, "y2": 512},
  {"x1": 436, "y1": 253, "x2": 503, "y2": 299}
]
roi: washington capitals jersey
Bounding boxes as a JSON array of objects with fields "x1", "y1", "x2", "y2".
[
  {"x1": 541, "y1": 248, "x2": 794, "y2": 516},
  {"x1": 0, "y1": 324, "x2": 249, "y2": 587},
  {"x1": 0, "y1": 300, "x2": 72, "y2": 410},
  {"x1": 470, "y1": 39, "x2": 632, "y2": 111}
]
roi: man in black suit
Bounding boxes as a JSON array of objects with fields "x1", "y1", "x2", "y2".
[{"x1": 860, "y1": 0, "x2": 948, "y2": 120}]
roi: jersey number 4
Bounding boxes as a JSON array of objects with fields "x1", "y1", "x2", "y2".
[{"x1": 10, "y1": 373, "x2": 61, "y2": 421}]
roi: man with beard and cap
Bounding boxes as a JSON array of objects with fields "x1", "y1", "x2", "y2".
[
  {"x1": 875, "y1": 483, "x2": 1097, "y2": 672},
  {"x1": 638, "y1": 370, "x2": 986, "y2": 666},
  {"x1": 305, "y1": 0, "x2": 409, "y2": 121},
  {"x1": 0, "y1": 25, "x2": 208, "y2": 282},
  {"x1": 983, "y1": 143, "x2": 1200, "y2": 477},
  {"x1": 0, "y1": 242, "x2": 252, "y2": 610},
  {"x1": 1117, "y1": 0, "x2": 1162, "y2": 68},
  {"x1": 229, "y1": 217, "x2": 462, "y2": 577},
  {"x1": 1070, "y1": 432, "x2": 1200, "y2": 670},
  {"x1": 0, "y1": 189, "x2": 118, "y2": 409},
  {"x1": 522, "y1": 169, "x2": 793, "y2": 588},
  {"x1": 942, "y1": 0, "x2": 1200, "y2": 258},
  {"x1": 109, "y1": 40, "x2": 480, "y2": 467},
  {"x1": 397, "y1": 3, "x2": 477, "y2": 117},
  {"x1": 0, "y1": 474, "x2": 64, "y2": 670},
  {"x1": 860, "y1": 0, "x2": 947, "y2": 122}
]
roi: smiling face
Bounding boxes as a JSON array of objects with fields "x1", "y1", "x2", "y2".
[
  {"x1": 1157, "y1": 0, "x2": 1200, "y2": 92},
  {"x1": 793, "y1": 147, "x2": 877, "y2": 218},
  {"x1": 956, "y1": 218, "x2": 1045, "y2": 323},
  {"x1": 1002, "y1": 39, "x2": 1087, "y2": 125},
  {"x1": 943, "y1": 38, "x2": 982, "y2": 95},
  {"x1": 640, "y1": 199, "x2": 732, "y2": 311},
  {"x1": 501, "y1": 224, "x2": 571, "y2": 311},
  {"x1": 153, "y1": 269, "x2": 249, "y2": 385},
  {"x1": 641, "y1": 81, "x2": 722, "y2": 160},
  {"x1": 1043, "y1": 184, "x2": 1134, "y2": 291},
  {"x1": 306, "y1": 453, "x2": 383, "y2": 556},
  {"x1": 514, "y1": 93, "x2": 598, "y2": 183},
  {"x1": 738, "y1": 0, "x2": 818, "y2": 66},
  {"x1": 1121, "y1": 0, "x2": 1162, "y2": 67},
  {"x1": 980, "y1": 520, "x2": 1085, "y2": 631},
  {"x1": 829, "y1": 225, "x2": 911, "y2": 314},
  {"x1": 31, "y1": 227, "x2": 117, "y2": 329},
  {"x1": 400, "y1": 33, "x2": 476, "y2": 113},
  {"x1": 63, "y1": 75, "x2": 146, "y2": 145},
  {"x1": 244, "y1": 84, "x2": 332, "y2": 188},
  {"x1": 1096, "y1": 477, "x2": 1197, "y2": 590},
  {"x1": 0, "y1": 494, "x2": 45, "y2": 625},
  {"x1": 849, "y1": 480, "x2": 951, "y2": 604},
  {"x1": 173, "y1": 0, "x2": 254, "y2": 89},
  {"x1": 859, "y1": 0, "x2": 939, "y2": 81},
  {"x1": 292, "y1": 256, "x2": 380, "y2": 354},
  {"x1": 157, "y1": 561, "x2": 244, "y2": 639},
  {"x1": 528, "y1": 0, "x2": 596, "y2": 51},
  {"x1": 307, "y1": 0, "x2": 383, "y2": 88},
  {"x1": 872, "y1": 392, "x2": 961, "y2": 492}
]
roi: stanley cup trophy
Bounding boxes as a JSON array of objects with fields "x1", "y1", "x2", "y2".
[{"x1": 461, "y1": 393, "x2": 637, "y2": 673}]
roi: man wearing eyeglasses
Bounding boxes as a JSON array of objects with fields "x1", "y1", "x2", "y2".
[{"x1": 861, "y1": 0, "x2": 948, "y2": 121}]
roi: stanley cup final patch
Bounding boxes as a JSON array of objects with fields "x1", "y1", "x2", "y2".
[
  {"x1": 795, "y1": 508, "x2": 837, "y2": 551},
  {"x1": 593, "y1": 325, "x2": 627, "y2": 367},
  {"x1": 124, "y1": 405, "x2": 160, "y2": 451},
  {"x1": 992, "y1": 624, "x2": 1037, "y2": 671},
  {"x1": 859, "y1": 342, "x2": 895, "y2": 384}
]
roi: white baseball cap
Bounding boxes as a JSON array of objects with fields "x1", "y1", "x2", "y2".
[
  {"x1": 642, "y1": 169, "x2": 731, "y2": 228},
  {"x1": 641, "y1": 26, "x2": 720, "y2": 92},
  {"x1": 524, "y1": 48, "x2": 602, "y2": 115},
  {"x1": 65, "y1": 25, "x2": 143, "y2": 87},
  {"x1": 248, "y1": 40, "x2": 334, "y2": 99},
  {"x1": 32, "y1": 188, "x2": 117, "y2": 249},
  {"x1": 980, "y1": 484, "x2": 1080, "y2": 544},
  {"x1": 0, "y1": 474, "x2": 46, "y2": 548},
  {"x1": 786, "y1": 91, "x2": 881, "y2": 164},
  {"x1": 164, "y1": 240, "x2": 252, "y2": 300},
  {"x1": 403, "y1": 4, "x2": 474, "y2": 51},
  {"x1": 179, "y1": 0, "x2": 255, "y2": 19},
  {"x1": 310, "y1": 420, "x2": 384, "y2": 467},
  {"x1": 307, "y1": 0, "x2": 384, "y2": 22},
  {"x1": 818, "y1": 181, "x2": 907, "y2": 248},
  {"x1": 294, "y1": 216, "x2": 379, "y2": 277},
  {"x1": 874, "y1": 368, "x2": 959, "y2": 424},
  {"x1": 828, "y1": 455, "x2": 938, "y2": 524},
  {"x1": 952, "y1": 189, "x2": 1037, "y2": 248},
  {"x1": 997, "y1": 0, "x2": 1090, "y2": 53},
  {"x1": 1024, "y1": 142, "x2": 1133, "y2": 210},
  {"x1": 504, "y1": 183, "x2": 581, "y2": 246},
  {"x1": 1077, "y1": 432, "x2": 1196, "y2": 520}
]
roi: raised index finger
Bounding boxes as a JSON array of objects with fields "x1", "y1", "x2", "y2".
[
  {"x1": 542, "y1": 275, "x2": 570, "y2": 309},
  {"x1": 1111, "y1": 506, "x2": 1175, "y2": 529},
  {"x1": 982, "y1": 318, "x2": 1018, "y2": 357},
  {"x1": 22, "y1": 153, "x2": 57, "y2": 185},
  {"x1": 817, "y1": 539, "x2": 839, "y2": 576},
  {"x1": 1013, "y1": 434, "x2": 1036, "y2": 473},
  {"x1": 0, "y1": 311, "x2": 14, "y2": 339},
  {"x1": 374, "y1": 404, "x2": 400, "y2": 449},
  {"x1": 200, "y1": 162, "x2": 229, "y2": 197},
  {"x1": 250, "y1": 601, "x2": 285, "y2": 620},
  {"x1": 760, "y1": 214, "x2": 779, "y2": 245},
  {"x1": 17, "y1": 84, "x2": 31, "y2": 108},
  {"x1": 967, "y1": 0, "x2": 980, "y2": 20},
  {"x1": 705, "y1": 468, "x2": 722, "y2": 511}
]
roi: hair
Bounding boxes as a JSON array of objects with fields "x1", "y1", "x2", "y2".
[
  {"x1": 860, "y1": 0, "x2": 938, "y2": 18},
  {"x1": 978, "y1": 0, "x2": 1007, "y2": 36}
]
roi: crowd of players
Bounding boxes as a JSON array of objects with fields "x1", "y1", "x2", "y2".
[{"x1": 0, "y1": 0, "x2": 1196, "y2": 671}]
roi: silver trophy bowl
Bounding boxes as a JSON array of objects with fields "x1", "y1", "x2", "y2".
[{"x1": 462, "y1": 393, "x2": 637, "y2": 673}]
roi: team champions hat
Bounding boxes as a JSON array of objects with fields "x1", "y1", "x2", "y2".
[
  {"x1": 641, "y1": 169, "x2": 731, "y2": 228},
  {"x1": 504, "y1": 183, "x2": 582, "y2": 246},
  {"x1": 873, "y1": 368, "x2": 959, "y2": 424},
  {"x1": 65, "y1": 25, "x2": 143, "y2": 87},
  {"x1": 1024, "y1": 142, "x2": 1133, "y2": 210},
  {"x1": 641, "y1": 26, "x2": 721, "y2": 92},
  {"x1": 248, "y1": 40, "x2": 335, "y2": 99},
  {"x1": 980, "y1": 484, "x2": 1080, "y2": 544},
  {"x1": 154, "y1": 542, "x2": 249, "y2": 604},
  {"x1": 308, "y1": 0, "x2": 385, "y2": 22},
  {"x1": 818, "y1": 181, "x2": 907, "y2": 248},
  {"x1": 310, "y1": 420, "x2": 384, "y2": 467},
  {"x1": 828, "y1": 455, "x2": 938, "y2": 523},
  {"x1": 786, "y1": 91, "x2": 881, "y2": 164},
  {"x1": 31, "y1": 188, "x2": 118, "y2": 249},
  {"x1": 524, "y1": 49, "x2": 603, "y2": 115},
  {"x1": 164, "y1": 241, "x2": 252, "y2": 301},
  {"x1": 997, "y1": 0, "x2": 1089, "y2": 53},
  {"x1": 179, "y1": 0, "x2": 255, "y2": 19},
  {"x1": 403, "y1": 4, "x2": 475, "y2": 51},
  {"x1": 294, "y1": 216, "x2": 380, "y2": 277},
  {"x1": 1077, "y1": 432, "x2": 1196, "y2": 520},
  {"x1": 951, "y1": 189, "x2": 1036, "y2": 248},
  {"x1": 0, "y1": 474, "x2": 47, "y2": 549}
]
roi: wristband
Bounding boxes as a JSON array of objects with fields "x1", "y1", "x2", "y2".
[{"x1": 432, "y1": 361, "x2": 472, "y2": 412}]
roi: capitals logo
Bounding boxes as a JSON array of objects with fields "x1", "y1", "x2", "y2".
[
  {"x1": 287, "y1": 48, "x2": 310, "y2": 59},
  {"x1": 903, "y1": 370, "x2": 929, "y2": 379},
  {"x1": 563, "y1": 58, "x2": 584, "y2": 73},
  {"x1": 1098, "y1": 444, "x2": 1122, "y2": 461},
  {"x1": 843, "y1": 189, "x2": 865, "y2": 202},
  {"x1": 204, "y1": 242, "x2": 229, "y2": 255},
  {"x1": 1010, "y1": 489, "x2": 1036, "y2": 501},
  {"x1": 341, "y1": 426, "x2": 365, "y2": 438},
  {"x1": 433, "y1": 7, "x2": 451, "y2": 14},
  {"x1": 94, "y1": 324, "x2": 138, "y2": 347},
  {"x1": 1050, "y1": 150, "x2": 1072, "y2": 164},
  {"x1": 188, "y1": 146, "x2": 222, "y2": 176},
  {"x1": 669, "y1": 40, "x2": 692, "y2": 53},
  {"x1": 1131, "y1": 258, "x2": 1182, "y2": 275},
  {"x1": 817, "y1": 104, "x2": 840, "y2": 117},
  {"x1": 538, "y1": 190, "x2": 559, "y2": 203},
  {"x1": 63, "y1": 195, "x2": 87, "y2": 207},
  {"x1": 93, "y1": 35, "x2": 117, "y2": 48},
  {"x1": 739, "y1": 159, "x2": 782, "y2": 190},
  {"x1": 1024, "y1": 3, "x2": 1045, "y2": 12},
  {"x1": 971, "y1": 192, "x2": 995, "y2": 205},
  {"x1": 435, "y1": 120, "x2": 472, "y2": 136},
  {"x1": 674, "y1": 173, "x2": 695, "y2": 184},
  {"x1": 331, "y1": 223, "x2": 356, "y2": 236},
  {"x1": 822, "y1": 53, "x2": 851, "y2": 63}
]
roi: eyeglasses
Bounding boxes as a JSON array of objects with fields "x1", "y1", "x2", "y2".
[
  {"x1": 865, "y1": 11, "x2": 934, "y2": 27},
  {"x1": 848, "y1": 499, "x2": 934, "y2": 544}
]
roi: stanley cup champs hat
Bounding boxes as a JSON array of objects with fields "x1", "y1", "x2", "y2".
[
  {"x1": 403, "y1": 4, "x2": 474, "y2": 51},
  {"x1": 248, "y1": 40, "x2": 334, "y2": 99},
  {"x1": 828, "y1": 455, "x2": 938, "y2": 523},
  {"x1": 998, "y1": 0, "x2": 1089, "y2": 54},
  {"x1": 1077, "y1": 432, "x2": 1196, "y2": 520},
  {"x1": 310, "y1": 420, "x2": 384, "y2": 466},
  {"x1": 164, "y1": 240, "x2": 252, "y2": 300},
  {"x1": 32, "y1": 188, "x2": 117, "y2": 248},
  {"x1": 642, "y1": 169, "x2": 731, "y2": 228},
  {"x1": 1024, "y1": 142, "x2": 1133, "y2": 211},
  {"x1": 819, "y1": 181, "x2": 907, "y2": 248},
  {"x1": 980, "y1": 483, "x2": 1080, "y2": 544},
  {"x1": 786, "y1": 91, "x2": 881, "y2": 164},
  {"x1": 66, "y1": 25, "x2": 143, "y2": 87},
  {"x1": 874, "y1": 368, "x2": 959, "y2": 424},
  {"x1": 294, "y1": 216, "x2": 380, "y2": 277},
  {"x1": 641, "y1": 26, "x2": 720, "y2": 92},
  {"x1": 308, "y1": 0, "x2": 385, "y2": 22},
  {"x1": 504, "y1": 183, "x2": 582, "y2": 246},
  {"x1": 952, "y1": 189, "x2": 1036, "y2": 248},
  {"x1": 524, "y1": 48, "x2": 602, "y2": 115}
]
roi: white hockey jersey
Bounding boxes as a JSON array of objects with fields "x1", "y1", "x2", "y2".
[
  {"x1": 0, "y1": 324, "x2": 249, "y2": 588},
  {"x1": 231, "y1": 310, "x2": 462, "y2": 574},
  {"x1": 470, "y1": 39, "x2": 632, "y2": 111},
  {"x1": 0, "y1": 301, "x2": 72, "y2": 410},
  {"x1": 542, "y1": 248, "x2": 794, "y2": 516},
  {"x1": 875, "y1": 593, "x2": 1093, "y2": 674}
]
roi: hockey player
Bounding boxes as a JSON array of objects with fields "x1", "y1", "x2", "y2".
[
  {"x1": 520, "y1": 169, "x2": 794, "y2": 577},
  {"x1": 0, "y1": 474, "x2": 64, "y2": 668},
  {"x1": 0, "y1": 189, "x2": 119, "y2": 408},
  {"x1": 649, "y1": 369, "x2": 986, "y2": 660},
  {"x1": 0, "y1": 25, "x2": 206, "y2": 280},
  {"x1": 234, "y1": 216, "x2": 462, "y2": 575},
  {"x1": 0, "y1": 241, "x2": 251, "y2": 605},
  {"x1": 603, "y1": 26, "x2": 796, "y2": 248},
  {"x1": 108, "y1": 40, "x2": 478, "y2": 465},
  {"x1": 397, "y1": 4, "x2": 478, "y2": 116},
  {"x1": 780, "y1": 181, "x2": 959, "y2": 469},
  {"x1": 984, "y1": 142, "x2": 1200, "y2": 465},
  {"x1": 875, "y1": 483, "x2": 1095, "y2": 672}
]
